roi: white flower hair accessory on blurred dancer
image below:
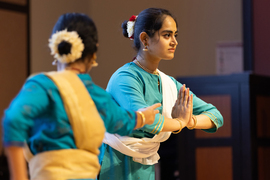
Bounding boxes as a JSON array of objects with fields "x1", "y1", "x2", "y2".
[{"x1": 49, "y1": 29, "x2": 84, "y2": 64}]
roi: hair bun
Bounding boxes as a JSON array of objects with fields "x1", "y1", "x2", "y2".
[
  {"x1": 121, "y1": 20, "x2": 129, "y2": 38},
  {"x1": 58, "y1": 41, "x2": 72, "y2": 55}
]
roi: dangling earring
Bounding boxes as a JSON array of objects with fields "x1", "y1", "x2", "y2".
[
  {"x1": 91, "y1": 60, "x2": 98, "y2": 67},
  {"x1": 52, "y1": 59, "x2": 58, "y2": 65},
  {"x1": 90, "y1": 53, "x2": 98, "y2": 67},
  {"x1": 143, "y1": 43, "x2": 148, "y2": 52}
]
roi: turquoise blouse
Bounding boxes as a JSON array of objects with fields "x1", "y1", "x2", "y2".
[
  {"x1": 2, "y1": 73, "x2": 137, "y2": 154},
  {"x1": 99, "y1": 62, "x2": 223, "y2": 180}
]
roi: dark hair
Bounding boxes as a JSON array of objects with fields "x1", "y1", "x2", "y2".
[
  {"x1": 121, "y1": 8, "x2": 178, "y2": 51},
  {"x1": 51, "y1": 13, "x2": 98, "y2": 60}
]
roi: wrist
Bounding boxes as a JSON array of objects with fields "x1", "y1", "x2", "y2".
[
  {"x1": 171, "y1": 114, "x2": 177, "y2": 119},
  {"x1": 176, "y1": 118, "x2": 188, "y2": 127},
  {"x1": 172, "y1": 118, "x2": 184, "y2": 134},
  {"x1": 137, "y1": 111, "x2": 145, "y2": 128},
  {"x1": 187, "y1": 115, "x2": 197, "y2": 130}
]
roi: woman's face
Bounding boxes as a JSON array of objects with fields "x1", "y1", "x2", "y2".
[{"x1": 147, "y1": 15, "x2": 178, "y2": 60}]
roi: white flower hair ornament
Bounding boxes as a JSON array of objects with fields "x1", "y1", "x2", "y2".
[
  {"x1": 127, "y1": 15, "x2": 138, "y2": 40},
  {"x1": 48, "y1": 29, "x2": 84, "y2": 63}
]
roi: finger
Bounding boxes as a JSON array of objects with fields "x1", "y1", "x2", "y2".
[
  {"x1": 190, "y1": 94, "x2": 193, "y2": 114},
  {"x1": 177, "y1": 88, "x2": 182, "y2": 105},
  {"x1": 178, "y1": 86, "x2": 182, "y2": 105},
  {"x1": 154, "y1": 109, "x2": 159, "y2": 114},
  {"x1": 191, "y1": 93, "x2": 193, "y2": 105},
  {"x1": 184, "y1": 87, "x2": 189, "y2": 106},
  {"x1": 177, "y1": 88, "x2": 182, "y2": 97},
  {"x1": 150, "y1": 103, "x2": 161, "y2": 110},
  {"x1": 176, "y1": 98, "x2": 180, "y2": 106},
  {"x1": 188, "y1": 94, "x2": 193, "y2": 107},
  {"x1": 180, "y1": 84, "x2": 186, "y2": 104}
]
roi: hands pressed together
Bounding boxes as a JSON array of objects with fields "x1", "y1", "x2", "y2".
[
  {"x1": 171, "y1": 84, "x2": 195, "y2": 129},
  {"x1": 135, "y1": 84, "x2": 196, "y2": 131}
]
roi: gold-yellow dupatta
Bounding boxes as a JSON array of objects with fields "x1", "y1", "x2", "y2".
[
  {"x1": 24, "y1": 70, "x2": 106, "y2": 180},
  {"x1": 46, "y1": 70, "x2": 105, "y2": 153}
]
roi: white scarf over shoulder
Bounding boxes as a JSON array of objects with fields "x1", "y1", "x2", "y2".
[{"x1": 103, "y1": 70, "x2": 177, "y2": 165}]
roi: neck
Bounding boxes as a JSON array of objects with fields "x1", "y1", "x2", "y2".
[
  {"x1": 135, "y1": 53, "x2": 160, "y2": 72},
  {"x1": 134, "y1": 56, "x2": 159, "y2": 75},
  {"x1": 64, "y1": 63, "x2": 87, "y2": 74}
]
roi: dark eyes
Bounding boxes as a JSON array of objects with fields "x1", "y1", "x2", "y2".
[
  {"x1": 164, "y1": 34, "x2": 170, "y2": 38},
  {"x1": 163, "y1": 33, "x2": 178, "y2": 38}
]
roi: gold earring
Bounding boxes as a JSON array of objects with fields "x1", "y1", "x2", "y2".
[
  {"x1": 143, "y1": 43, "x2": 148, "y2": 51},
  {"x1": 91, "y1": 60, "x2": 98, "y2": 67}
]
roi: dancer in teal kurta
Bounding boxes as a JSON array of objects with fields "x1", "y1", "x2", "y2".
[
  {"x1": 3, "y1": 73, "x2": 145, "y2": 154},
  {"x1": 2, "y1": 13, "x2": 161, "y2": 180},
  {"x1": 99, "y1": 8, "x2": 223, "y2": 180}
]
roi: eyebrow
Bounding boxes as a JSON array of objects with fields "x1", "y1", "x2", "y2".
[{"x1": 161, "y1": 30, "x2": 178, "y2": 34}]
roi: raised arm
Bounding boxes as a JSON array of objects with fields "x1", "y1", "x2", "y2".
[{"x1": 172, "y1": 78, "x2": 224, "y2": 132}]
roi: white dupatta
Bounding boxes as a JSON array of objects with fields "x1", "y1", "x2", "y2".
[{"x1": 103, "y1": 70, "x2": 177, "y2": 165}]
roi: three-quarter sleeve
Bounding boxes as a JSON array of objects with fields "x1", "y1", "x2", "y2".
[
  {"x1": 106, "y1": 70, "x2": 164, "y2": 135},
  {"x1": 172, "y1": 77, "x2": 224, "y2": 133},
  {"x1": 3, "y1": 79, "x2": 50, "y2": 147},
  {"x1": 84, "y1": 78, "x2": 137, "y2": 136}
]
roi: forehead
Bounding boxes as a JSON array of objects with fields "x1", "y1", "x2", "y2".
[{"x1": 160, "y1": 15, "x2": 177, "y2": 32}]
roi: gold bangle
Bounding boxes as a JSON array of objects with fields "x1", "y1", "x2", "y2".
[
  {"x1": 137, "y1": 111, "x2": 145, "y2": 128},
  {"x1": 187, "y1": 115, "x2": 197, "y2": 130},
  {"x1": 172, "y1": 118, "x2": 183, "y2": 134}
]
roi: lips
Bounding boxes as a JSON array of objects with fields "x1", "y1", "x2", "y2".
[{"x1": 168, "y1": 48, "x2": 175, "y2": 52}]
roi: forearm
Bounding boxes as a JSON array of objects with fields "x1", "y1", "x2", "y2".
[
  {"x1": 161, "y1": 117, "x2": 184, "y2": 132},
  {"x1": 191, "y1": 114, "x2": 215, "y2": 129},
  {"x1": 161, "y1": 114, "x2": 215, "y2": 132},
  {"x1": 5, "y1": 146, "x2": 28, "y2": 180}
]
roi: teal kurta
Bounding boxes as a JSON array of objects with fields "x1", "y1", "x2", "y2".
[
  {"x1": 2, "y1": 73, "x2": 137, "y2": 180},
  {"x1": 99, "y1": 62, "x2": 223, "y2": 180}
]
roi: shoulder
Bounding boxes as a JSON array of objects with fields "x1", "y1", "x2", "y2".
[
  {"x1": 78, "y1": 74, "x2": 109, "y2": 98},
  {"x1": 26, "y1": 73, "x2": 57, "y2": 90},
  {"x1": 28, "y1": 73, "x2": 50, "y2": 82},
  {"x1": 169, "y1": 76, "x2": 181, "y2": 85},
  {"x1": 107, "y1": 63, "x2": 145, "y2": 88},
  {"x1": 112, "y1": 62, "x2": 140, "y2": 76},
  {"x1": 108, "y1": 63, "x2": 140, "y2": 84},
  {"x1": 110, "y1": 62, "x2": 149, "y2": 81}
]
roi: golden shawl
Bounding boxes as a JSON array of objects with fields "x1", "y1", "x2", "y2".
[{"x1": 24, "y1": 70, "x2": 105, "y2": 180}]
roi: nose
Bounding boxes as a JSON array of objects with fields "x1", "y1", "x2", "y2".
[{"x1": 171, "y1": 36, "x2": 178, "y2": 46}]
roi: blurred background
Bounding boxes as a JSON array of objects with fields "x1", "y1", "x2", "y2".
[{"x1": 0, "y1": 0, "x2": 269, "y2": 179}]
